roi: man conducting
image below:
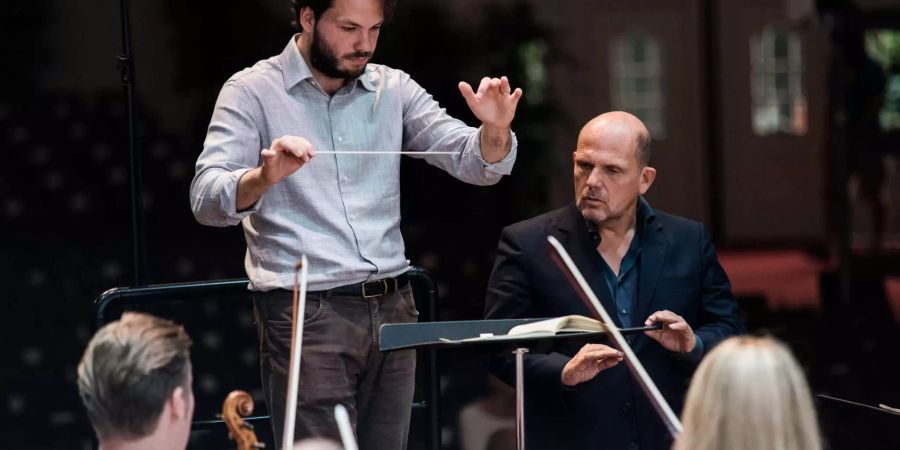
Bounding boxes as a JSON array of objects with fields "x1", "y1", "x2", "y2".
[
  {"x1": 484, "y1": 111, "x2": 744, "y2": 450},
  {"x1": 190, "y1": 0, "x2": 523, "y2": 447}
]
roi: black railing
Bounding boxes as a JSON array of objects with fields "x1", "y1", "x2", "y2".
[{"x1": 94, "y1": 266, "x2": 440, "y2": 450}]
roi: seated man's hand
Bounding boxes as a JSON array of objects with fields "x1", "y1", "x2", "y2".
[
  {"x1": 644, "y1": 310, "x2": 695, "y2": 353},
  {"x1": 561, "y1": 344, "x2": 623, "y2": 387}
]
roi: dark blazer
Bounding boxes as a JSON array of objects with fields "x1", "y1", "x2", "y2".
[{"x1": 484, "y1": 202, "x2": 745, "y2": 450}]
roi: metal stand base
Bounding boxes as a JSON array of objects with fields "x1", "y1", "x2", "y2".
[{"x1": 513, "y1": 347, "x2": 529, "y2": 450}]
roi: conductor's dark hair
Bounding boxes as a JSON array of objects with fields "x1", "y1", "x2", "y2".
[{"x1": 290, "y1": 0, "x2": 398, "y2": 30}]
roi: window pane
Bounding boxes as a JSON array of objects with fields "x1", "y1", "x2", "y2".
[
  {"x1": 633, "y1": 39, "x2": 646, "y2": 62},
  {"x1": 610, "y1": 32, "x2": 666, "y2": 138},
  {"x1": 775, "y1": 72, "x2": 790, "y2": 92},
  {"x1": 750, "y1": 27, "x2": 806, "y2": 136},
  {"x1": 774, "y1": 34, "x2": 789, "y2": 59}
]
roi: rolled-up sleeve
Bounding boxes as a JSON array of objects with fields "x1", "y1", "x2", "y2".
[
  {"x1": 190, "y1": 81, "x2": 263, "y2": 227},
  {"x1": 400, "y1": 72, "x2": 517, "y2": 185}
]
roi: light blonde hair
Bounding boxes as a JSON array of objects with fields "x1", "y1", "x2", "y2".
[
  {"x1": 294, "y1": 437, "x2": 343, "y2": 450},
  {"x1": 674, "y1": 336, "x2": 821, "y2": 450},
  {"x1": 77, "y1": 312, "x2": 192, "y2": 440}
]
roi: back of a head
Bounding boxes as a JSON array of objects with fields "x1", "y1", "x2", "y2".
[
  {"x1": 294, "y1": 437, "x2": 344, "y2": 450},
  {"x1": 675, "y1": 336, "x2": 821, "y2": 450},
  {"x1": 77, "y1": 312, "x2": 193, "y2": 441},
  {"x1": 486, "y1": 427, "x2": 517, "y2": 450}
]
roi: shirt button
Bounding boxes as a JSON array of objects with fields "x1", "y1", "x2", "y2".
[
  {"x1": 622, "y1": 402, "x2": 632, "y2": 413},
  {"x1": 337, "y1": 135, "x2": 343, "y2": 142},
  {"x1": 621, "y1": 308, "x2": 628, "y2": 315}
]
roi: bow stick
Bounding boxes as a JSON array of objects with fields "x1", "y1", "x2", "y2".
[
  {"x1": 282, "y1": 255, "x2": 309, "y2": 450},
  {"x1": 547, "y1": 235, "x2": 683, "y2": 437},
  {"x1": 334, "y1": 404, "x2": 359, "y2": 450}
]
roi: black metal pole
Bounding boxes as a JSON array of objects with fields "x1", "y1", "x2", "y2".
[
  {"x1": 117, "y1": 0, "x2": 147, "y2": 286},
  {"x1": 827, "y1": 13, "x2": 852, "y2": 308},
  {"x1": 701, "y1": 0, "x2": 723, "y2": 240}
]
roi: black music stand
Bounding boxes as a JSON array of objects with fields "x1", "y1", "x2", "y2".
[
  {"x1": 817, "y1": 394, "x2": 900, "y2": 448},
  {"x1": 380, "y1": 319, "x2": 658, "y2": 450}
]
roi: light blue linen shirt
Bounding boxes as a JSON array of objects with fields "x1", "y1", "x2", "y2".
[{"x1": 191, "y1": 36, "x2": 518, "y2": 291}]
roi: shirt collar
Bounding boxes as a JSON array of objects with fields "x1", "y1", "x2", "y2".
[
  {"x1": 281, "y1": 34, "x2": 378, "y2": 93},
  {"x1": 636, "y1": 196, "x2": 656, "y2": 235}
]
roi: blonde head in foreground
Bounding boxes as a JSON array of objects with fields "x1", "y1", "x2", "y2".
[
  {"x1": 77, "y1": 312, "x2": 194, "y2": 449},
  {"x1": 674, "y1": 336, "x2": 821, "y2": 450}
]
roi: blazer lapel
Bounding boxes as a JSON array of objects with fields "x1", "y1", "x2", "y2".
[
  {"x1": 552, "y1": 204, "x2": 622, "y2": 328},
  {"x1": 636, "y1": 219, "x2": 669, "y2": 324}
]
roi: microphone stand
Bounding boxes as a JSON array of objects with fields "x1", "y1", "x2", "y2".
[{"x1": 117, "y1": 0, "x2": 147, "y2": 286}]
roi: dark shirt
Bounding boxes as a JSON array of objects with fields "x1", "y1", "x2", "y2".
[
  {"x1": 587, "y1": 198, "x2": 655, "y2": 327},
  {"x1": 588, "y1": 197, "x2": 704, "y2": 360}
]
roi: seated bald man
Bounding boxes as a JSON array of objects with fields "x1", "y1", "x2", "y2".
[
  {"x1": 77, "y1": 312, "x2": 194, "y2": 450},
  {"x1": 483, "y1": 112, "x2": 745, "y2": 450}
]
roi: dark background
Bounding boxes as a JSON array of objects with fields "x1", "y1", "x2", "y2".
[{"x1": 2, "y1": 0, "x2": 899, "y2": 449}]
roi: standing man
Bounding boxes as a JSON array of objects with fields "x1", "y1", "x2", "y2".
[
  {"x1": 190, "y1": 0, "x2": 522, "y2": 447},
  {"x1": 483, "y1": 112, "x2": 744, "y2": 450}
]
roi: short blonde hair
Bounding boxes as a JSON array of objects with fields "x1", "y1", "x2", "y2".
[
  {"x1": 675, "y1": 336, "x2": 821, "y2": 450},
  {"x1": 293, "y1": 437, "x2": 343, "y2": 450},
  {"x1": 77, "y1": 312, "x2": 192, "y2": 440}
]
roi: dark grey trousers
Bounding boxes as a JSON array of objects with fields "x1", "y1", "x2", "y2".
[{"x1": 253, "y1": 284, "x2": 418, "y2": 450}]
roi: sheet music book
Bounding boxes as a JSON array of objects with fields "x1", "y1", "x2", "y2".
[
  {"x1": 437, "y1": 323, "x2": 658, "y2": 345},
  {"x1": 507, "y1": 314, "x2": 610, "y2": 336},
  {"x1": 379, "y1": 317, "x2": 659, "y2": 351}
]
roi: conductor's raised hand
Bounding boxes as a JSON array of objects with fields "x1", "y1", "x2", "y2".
[
  {"x1": 259, "y1": 136, "x2": 316, "y2": 186},
  {"x1": 644, "y1": 310, "x2": 696, "y2": 354},
  {"x1": 561, "y1": 344, "x2": 624, "y2": 387},
  {"x1": 458, "y1": 76, "x2": 523, "y2": 130}
]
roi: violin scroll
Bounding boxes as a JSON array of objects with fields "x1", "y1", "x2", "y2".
[{"x1": 222, "y1": 390, "x2": 265, "y2": 449}]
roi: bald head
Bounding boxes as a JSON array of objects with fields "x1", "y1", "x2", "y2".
[
  {"x1": 577, "y1": 111, "x2": 651, "y2": 167},
  {"x1": 572, "y1": 111, "x2": 656, "y2": 227}
]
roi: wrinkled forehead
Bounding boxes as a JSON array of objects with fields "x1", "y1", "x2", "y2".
[{"x1": 573, "y1": 142, "x2": 636, "y2": 166}]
